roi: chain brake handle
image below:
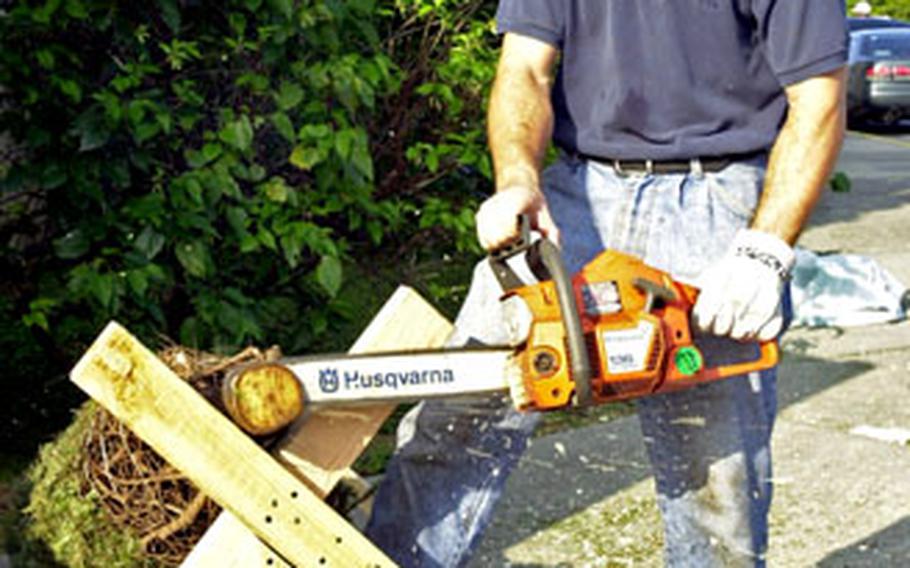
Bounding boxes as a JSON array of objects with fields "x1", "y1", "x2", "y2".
[{"x1": 487, "y1": 215, "x2": 595, "y2": 406}]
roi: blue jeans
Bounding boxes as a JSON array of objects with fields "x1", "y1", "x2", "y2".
[{"x1": 365, "y1": 155, "x2": 780, "y2": 567}]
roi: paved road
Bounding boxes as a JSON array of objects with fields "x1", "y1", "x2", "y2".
[{"x1": 470, "y1": 130, "x2": 910, "y2": 567}]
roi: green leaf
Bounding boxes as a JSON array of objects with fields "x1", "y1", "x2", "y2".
[
  {"x1": 23, "y1": 298, "x2": 59, "y2": 332},
  {"x1": 202, "y1": 143, "x2": 224, "y2": 163},
  {"x1": 53, "y1": 229, "x2": 90, "y2": 259},
  {"x1": 58, "y1": 79, "x2": 83, "y2": 103},
  {"x1": 366, "y1": 220, "x2": 383, "y2": 245},
  {"x1": 316, "y1": 255, "x2": 343, "y2": 298},
  {"x1": 212, "y1": 167, "x2": 242, "y2": 199},
  {"x1": 236, "y1": 72, "x2": 270, "y2": 93},
  {"x1": 276, "y1": 81, "x2": 305, "y2": 111},
  {"x1": 351, "y1": 142, "x2": 374, "y2": 181},
  {"x1": 126, "y1": 269, "x2": 149, "y2": 296},
  {"x1": 158, "y1": 0, "x2": 182, "y2": 33},
  {"x1": 271, "y1": 112, "x2": 296, "y2": 142},
  {"x1": 175, "y1": 241, "x2": 212, "y2": 278},
  {"x1": 226, "y1": 207, "x2": 249, "y2": 235},
  {"x1": 65, "y1": 0, "x2": 89, "y2": 19},
  {"x1": 219, "y1": 116, "x2": 254, "y2": 152},
  {"x1": 264, "y1": 177, "x2": 289, "y2": 203},
  {"x1": 228, "y1": 12, "x2": 248, "y2": 37},
  {"x1": 268, "y1": 0, "x2": 294, "y2": 20},
  {"x1": 240, "y1": 234, "x2": 260, "y2": 253},
  {"x1": 290, "y1": 145, "x2": 325, "y2": 170},
  {"x1": 22, "y1": 312, "x2": 50, "y2": 332},
  {"x1": 258, "y1": 230, "x2": 278, "y2": 251},
  {"x1": 134, "y1": 122, "x2": 160, "y2": 144},
  {"x1": 93, "y1": 272, "x2": 116, "y2": 308},
  {"x1": 78, "y1": 124, "x2": 110, "y2": 152},
  {"x1": 172, "y1": 79, "x2": 205, "y2": 106},
  {"x1": 334, "y1": 128, "x2": 357, "y2": 160},
  {"x1": 185, "y1": 143, "x2": 223, "y2": 169},
  {"x1": 36, "y1": 49, "x2": 55, "y2": 70},
  {"x1": 156, "y1": 110, "x2": 174, "y2": 134},
  {"x1": 280, "y1": 227, "x2": 305, "y2": 268},
  {"x1": 134, "y1": 226, "x2": 166, "y2": 260},
  {"x1": 33, "y1": 0, "x2": 63, "y2": 24},
  {"x1": 297, "y1": 123, "x2": 333, "y2": 141},
  {"x1": 124, "y1": 193, "x2": 166, "y2": 222},
  {"x1": 830, "y1": 171, "x2": 852, "y2": 193},
  {"x1": 248, "y1": 164, "x2": 267, "y2": 182},
  {"x1": 41, "y1": 165, "x2": 67, "y2": 189}
]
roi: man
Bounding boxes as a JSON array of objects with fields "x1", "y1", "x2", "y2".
[{"x1": 366, "y1": 1, "x2": 847, "y2": 566}]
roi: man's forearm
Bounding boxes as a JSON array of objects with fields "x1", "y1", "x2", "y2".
[
  {"x1": 751, "y1": 67, "x2": 847, "y2": 244},
  {"x1": 476, "y1": 34, "x2": 561, "y2": 250},
  {"x1": 487, "y1": 36, "x2": 556, "y2": 192}
]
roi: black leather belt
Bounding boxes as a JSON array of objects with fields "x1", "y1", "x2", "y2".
[{"x1": 578, "y1": 151, "x2": 764, "y2": 175}]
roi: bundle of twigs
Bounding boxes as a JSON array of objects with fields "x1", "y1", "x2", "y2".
[{"x1": 80, "y1": 344, "x2": 277, "y2": 565}]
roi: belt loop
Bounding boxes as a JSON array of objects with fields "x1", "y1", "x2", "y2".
[
  {"x1": 645, "y1": 159, "x2": 654, "y2": 175},
  {"x1": 612, "y1": 159, "x2": 625, "y2": 176},
  {"x1": 690, "y1": 158, "x2": 704, "y2": 178}
]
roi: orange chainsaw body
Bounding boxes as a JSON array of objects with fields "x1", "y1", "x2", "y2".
[{"x1": 505, "y1": 249, "x2": 778, "y2": 411}]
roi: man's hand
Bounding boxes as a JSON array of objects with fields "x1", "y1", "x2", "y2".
[
  {"x1": 483, "y1": 33, "x2": 559, "y2": 251},
  {"x1": 475, "y1": 185, "x2": 560, "y2": 251},
  {"x1": 692, "y1": 229, "x2": 795, "y2": 341}
]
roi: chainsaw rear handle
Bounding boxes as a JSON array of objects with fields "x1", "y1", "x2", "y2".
[
  {"x1": 488, "y1": 215, "x2": 595, "y2": 406},
  {"x1": 700, "y1": 339, "x2": 779, "y2": 381}
]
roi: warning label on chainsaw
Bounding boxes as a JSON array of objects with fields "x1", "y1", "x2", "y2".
[
  {"x1": 582, "y1": 281, "x2": 622, "y2": 315},
  {"x1": 602, "y1": 321, "x2": 655, "y2": 374}
]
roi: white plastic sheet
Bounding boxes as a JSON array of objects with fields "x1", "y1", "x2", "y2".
[{"x1": 790, "y1": 248, "x2": 908, "y2": 328}]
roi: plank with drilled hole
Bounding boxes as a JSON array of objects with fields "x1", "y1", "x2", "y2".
[{"x1": 182, "y1": 286, "x2": 454, "y2": 566}]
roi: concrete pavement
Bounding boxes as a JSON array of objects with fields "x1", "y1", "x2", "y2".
[{"x1": 470, "y1": 131, "x2": 910, "y2": 567}]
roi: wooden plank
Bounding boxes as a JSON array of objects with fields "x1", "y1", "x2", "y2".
[
  {"x1": 71, "y1": 322, "x2": 395, "y2": 568},
  {"x1": 278, "y1": 286, "x2": 454, "y2": 494},
  {"x1": 183, "y1": 286, "x2": 453, "y2": 566}
]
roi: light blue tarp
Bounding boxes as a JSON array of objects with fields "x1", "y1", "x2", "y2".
[{"x1": 791, "y1": 248, "x2": 908, "y2": 328}]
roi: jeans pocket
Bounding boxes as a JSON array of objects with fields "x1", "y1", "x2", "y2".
[
  {"x1": 657, "y1": 163, "x2": 764, "y2": 281},
  {"x1": 704, "y1": 165, "x2": 762, "y2": 223}
]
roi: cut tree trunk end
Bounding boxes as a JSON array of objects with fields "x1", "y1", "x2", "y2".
[{"x1": 222, "y1": 362, "x2": 304, "y2": 436}]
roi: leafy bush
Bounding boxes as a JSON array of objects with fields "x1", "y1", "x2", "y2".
[
  {"x1": 0, "y1": 0, "x2": 498, "y2": 452},
  {"x1": 855, "y1": 0, "x2": 910, "y2": 20}
]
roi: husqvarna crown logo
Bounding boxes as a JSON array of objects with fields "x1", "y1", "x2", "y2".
[
  {"x1": 316, "y1": 366, "x2": 455, "y2": 394},
  {"x1": 319, "y1": 368, "x2": 340, "y2": 393}
]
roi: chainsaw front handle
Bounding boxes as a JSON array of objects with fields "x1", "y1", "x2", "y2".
[
  {"x1": 488, "y1": 215, "x2": 595, "y2": 406},
  {"x1": 488, "y1": 215, "x2": 533, "y2": 290}
]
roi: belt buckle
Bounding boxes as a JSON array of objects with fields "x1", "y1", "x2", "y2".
[{"x1": 612, "y1": 159, "x2": 654, "y2": 176}]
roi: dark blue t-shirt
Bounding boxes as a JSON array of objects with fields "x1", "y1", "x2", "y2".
[{"x1": 496, "y1": 0, "x2": 847, "y2": 160}]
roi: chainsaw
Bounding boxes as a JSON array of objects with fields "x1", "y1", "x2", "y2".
[{"x1": 224, "y1": 218, "x2": 778, "y2": 433}]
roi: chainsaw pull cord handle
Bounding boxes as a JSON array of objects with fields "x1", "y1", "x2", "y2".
[{"x1": 488, "y1": 215, "x2": 594, "y2": 407}]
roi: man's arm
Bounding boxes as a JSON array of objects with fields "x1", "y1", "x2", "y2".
[
  {"x1": 693, "y1": 66, "x2": 847, "y2": 341},
  {"x1": 752, "y1": 67, "x2": 847, "y2": 243},
  {"x1": 476, "y1": 33, "x2": 560, "y2": 251}
]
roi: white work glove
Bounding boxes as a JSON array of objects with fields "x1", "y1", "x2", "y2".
[
  {"x1": 692, "y1": 229, "x2": 795, "y2": 342},
  {"x1": 475, "y1": 185, "x2": 560, "y2": 251}
]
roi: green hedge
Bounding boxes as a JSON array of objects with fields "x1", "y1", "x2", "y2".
[
  {"x1": 0, "y1": 0, "x2": 498, "y2": 453},
  {"x1": 852, "y1": 0, "x2": 910, "y2": 20}
]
